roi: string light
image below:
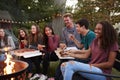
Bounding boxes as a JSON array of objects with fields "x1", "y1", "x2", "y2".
[{"x1": 0, "y1": 14, "x2": 62, "y2": 24}]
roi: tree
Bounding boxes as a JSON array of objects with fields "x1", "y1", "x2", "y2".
[
  {"x1": 0, "y1": 0, "x2": 64, "y2": 22},
  {"x1": 0, "y1": 0, "x2": 65, "y2": 37},
  {"x1": 73, "y1": 0, "x2": 120, "y2": 29},
  {"x1": 0, "y1": 0, "x2": 24, "y2": 21}
]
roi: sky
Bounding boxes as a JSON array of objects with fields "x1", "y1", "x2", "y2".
[
  {"x1": 65, "y1": 0, "x2": 78, "y2": 7},
  {"x1": 65, "y1": 0, "x2": 78, "y2": 13}
]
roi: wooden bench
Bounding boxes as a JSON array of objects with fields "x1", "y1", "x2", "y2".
[{"x1": 72, "y1": 50, "x2": 120, "y2": 80}]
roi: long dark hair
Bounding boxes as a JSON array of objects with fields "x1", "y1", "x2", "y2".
[
  {"x1": 99, "y1": 21, "x2": 118, "y2": 50},
  {"x1": 29, "y1": 23, "x2": 42, "y2": 44},
  {"x1": 43, "y1": 25, "x2": 54, "y2": 48},
  {"x1": 18, "y1": 28, "x2": 28, "y2": 41},
  {"x1": 0, "y1": 28, "x2": 8, "y2": 48}
]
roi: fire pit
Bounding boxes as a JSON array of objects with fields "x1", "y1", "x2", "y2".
[{"x1": 0, "y1": 60, "x2": 28, "y2": 80}]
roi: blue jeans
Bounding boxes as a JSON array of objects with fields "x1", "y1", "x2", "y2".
[
  {"x1": 0, "y1": 54, "x2": 6, "y2": 61},
  {"x1": 61, "y1": 61, "x2": 106, "y2": 80}
]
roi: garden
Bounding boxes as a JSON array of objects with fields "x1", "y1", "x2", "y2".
[{"x1": 0, "y1": 0, "x2": 120, "y2": 80}]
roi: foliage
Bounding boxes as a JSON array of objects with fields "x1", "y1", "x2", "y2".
[
  {"x1": 0, "y1": 0, "x2": 24, "y2": 21},
  {"x1": 0, "y1": 0, "x2": 64, "y2": 22},
  {"x1": 73, "y1": 0, "x2": 120, "y2": 30},
  {"x1": 113, "y1": 23, "x2": 120, "y2": 45},
  {"x1": 65, "y1": 6, "x2": 73, "y2": 13}
]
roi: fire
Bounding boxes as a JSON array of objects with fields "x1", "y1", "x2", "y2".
[
  {"x1": 3, "y1": 47, "x2": 15, "y2": 80},
  {"x1": 4, "y1": 47, "x2": 11, "y2": 52},
  {"x1": 3, "y1": 53, "x2": 15, "y2": 75}
]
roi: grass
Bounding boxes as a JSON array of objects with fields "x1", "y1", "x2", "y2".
[
  {"x1": 112, "y1": 68, "x2": 120, "y2": 80},
  {"x1": 48, "y1": 61, "x2": 59, "y2": 77}
]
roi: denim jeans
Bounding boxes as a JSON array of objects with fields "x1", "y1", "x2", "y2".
[
  {"x1": 55, "y1": 58, "x2": 89, "y2": 80},
  {"x1": 61, "y1": 61, "x2": 106, "y2": 80}
]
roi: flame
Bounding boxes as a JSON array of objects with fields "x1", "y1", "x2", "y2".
[
  {"x1": 4, "y1": 47, "x2": 11, "y2": 52},
  {"x1": 3, "y1": 51, "x2": 15, "y2": 80}
]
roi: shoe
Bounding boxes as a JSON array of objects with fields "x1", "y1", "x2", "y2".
[
  {"x1": 38, "y1": 74, "x2": 48, "y2": 80},
  {"x1": 30, "y1": 73, "x2": 40, "y2": 80}
]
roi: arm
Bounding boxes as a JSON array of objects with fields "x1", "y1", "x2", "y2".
[
  {"x1": 66, "y1": 48, "x2": 91, "y2": 59},
  {"x1": 73, "y1": 38, "x2": 84, "y2": 49},
  {"x1": 59, "y1": 43, "x2": 67, "y2": 50},
  {"x1": 69, "y1": 34, "x2": 83, "y2": 48},
  {"x1": 37, "y1": 34, "x2": 44, "y2": 50},
  {"x1": 91, "y1": 51, "x2": 117, "y2": 69},
  {"x1": 8, "y1": 36, "x2": 16, "y2": 49},
  {"x1": 48, "y1": 35, "x2": 60, "y2": 51}
]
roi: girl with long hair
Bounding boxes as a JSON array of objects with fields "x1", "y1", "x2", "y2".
[
  {"x1": 18, "y1": 28, "x2": 28, "y2": 49},
  {"x1": 28, "y1": 24, "x2": 43, "y2": 79},
  {"x1": 0, "y1": 28, "x2": 15, "y2": 61},
  {"x1": 41, "y1": 25, "x2": 60, "y2": 77}
]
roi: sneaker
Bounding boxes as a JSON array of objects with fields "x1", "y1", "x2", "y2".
[
  {"x1": 38, "y1": 74, "x2": 48, "y2": 80},
  {"x1": 30, "y1": 74, "x2": 40, "y2": 80}
]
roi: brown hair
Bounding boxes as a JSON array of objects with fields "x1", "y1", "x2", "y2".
[
  {"x1": 18, "y1": 28, "x2": 28, "y2": 41},
  {"x1": 29, "y1": 23, "x2": 43, "y2": 44},
  {"x1": 0, "y1": 28, "x2": 8, "y2": 47}
]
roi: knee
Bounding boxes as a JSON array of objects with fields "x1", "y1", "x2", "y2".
[
  {"x1": 61, "y1": 61, "x2": 75, "y2": 69},
  {"x1": 61, "y1": 62, "x2": 69, "y2": 71},
  {"x1": 61, "y1": 62, "x2": 67, "y2": 67}
]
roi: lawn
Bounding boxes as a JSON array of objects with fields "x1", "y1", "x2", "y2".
[
  {"x1": 48, "y1": 61, "x2": 59, "y2": 77},
  {"x1": 112, "y1": 68, "x2": 120, "y2": 80}
]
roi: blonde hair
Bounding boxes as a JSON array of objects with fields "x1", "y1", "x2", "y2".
[{"x1": 63, "y1": 13, "x2": 73, "y2": 19}]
